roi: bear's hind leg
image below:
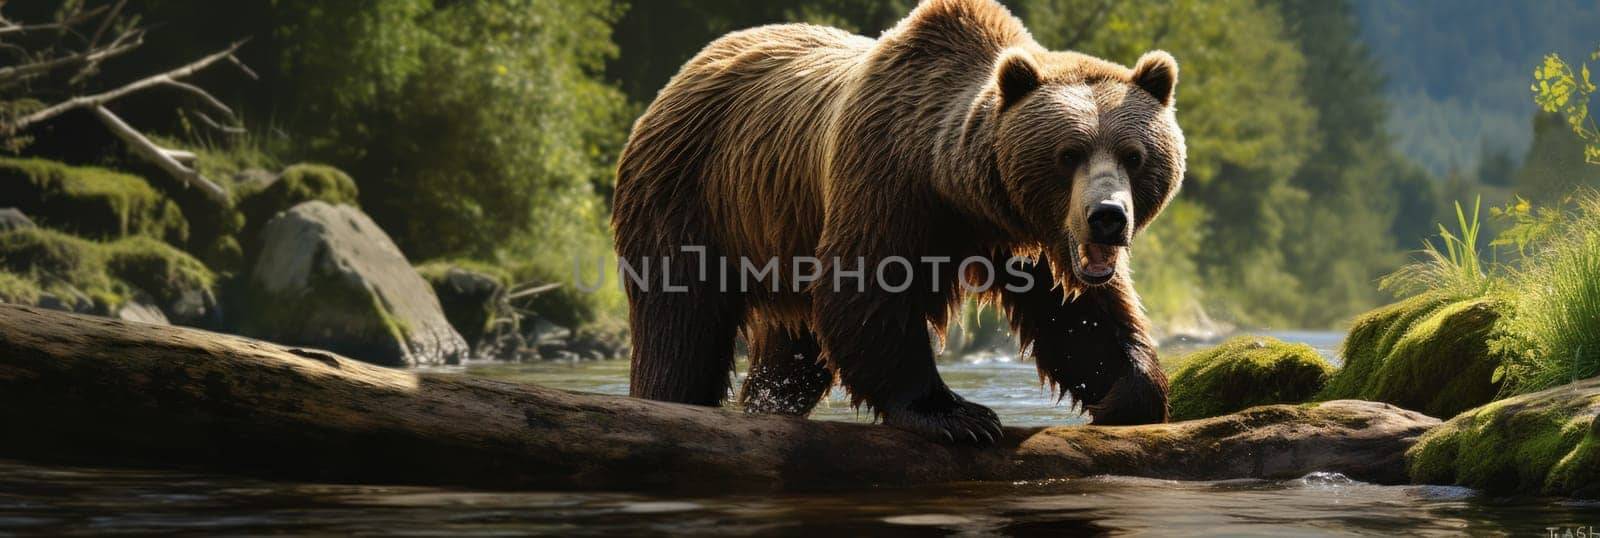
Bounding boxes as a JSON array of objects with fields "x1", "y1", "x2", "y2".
[{"x1": 738, "y1": 324, "x2": 834, "y2": 416}]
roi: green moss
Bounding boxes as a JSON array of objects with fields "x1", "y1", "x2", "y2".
[
  {"x1": 234, "y1": 163, "x2": 360, "y2": 260},
  {"x1": 0, "y1": 228, "x2": 124, "y2": 310},
  {"x1": 1369, "y1": 296, "x2": 1507, "y2": 417},
  {"x1": 1320, "y1": 293, "x2": 1507, "y2": 417},
  {"x1": 0, "y1": 228, "x2": 214, "y2": 314},
  {"x1": 1407, "y1": 381, "x2": 1600, "y2": 497},
  {"x1": 416, "y1": 259, "x2": 512, "y2": 286},
  {"x1": 0, "y1": 270, "x2": 41, "y2": 304},
  {"x1": 103, "y1": 236, "x2": 216, "y2": 308},
  {"x1": 1321, "y1": 292, "x2": 1451, "y2": 400},
  {"x1": 0, "y1": 157, "x2": 188, "y2": 243},
  {"x1": 233, "y1": 163, "x2": 359, "y2": 211},
  {"x1": 1168, "y1": 335, "x2": 1335, "y2": 421}
]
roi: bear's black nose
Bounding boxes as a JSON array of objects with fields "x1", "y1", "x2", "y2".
[{"x1": 1087, "y1": 201, "x2": 1129, "y2": 246}]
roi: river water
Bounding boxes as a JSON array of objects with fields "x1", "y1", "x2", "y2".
[{"x1": 2, "y1": 332, "x2": 1597, "y2": 535}]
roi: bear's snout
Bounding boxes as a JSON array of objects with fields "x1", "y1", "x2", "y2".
[{"x1": 1086, "y1": 200, "x2": 1130, "y2": 246}]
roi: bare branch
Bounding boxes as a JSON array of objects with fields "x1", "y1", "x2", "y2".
[
  {"x1": 163, "y1": 79, "x2": 237, "y2": 122},
  {"x1": 227, "y1": 54, "x2": 258, "y2": 80},
  {"x1": 67, "y1": 24, "x2": 143, "y2": 85},
  {"x1": 163, "y1": 149, "x2": 198, "y2": 165},
  {"x1": 90, "y1": 105, "x2": 228, "y2": 205},
  {"x1": 191, "y1": 110, "x2": 246, "y2": 135},
  {"x1": 86, "y1": 0, "x2": 129, "y2": 49},
  {"x1": 0, "y1": 29, "x2": 143, "y2": 87},
  {"x1": 0, "y1": 4, "x2": 110, "y2": 38},
  {"x1": 506, "y1": 282, "x2": 564, "y2": 301},
  {"x1": 4, "y1": 40, "x2": 248, "y2": 134}
]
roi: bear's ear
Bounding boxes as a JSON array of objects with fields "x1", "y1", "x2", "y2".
[
  {"x1": 994, "y1": 48, "x2": 1040, "y2": 111},
  {"x1": 1131, "y1": 50, "x2": 1178, "y2": 106}
]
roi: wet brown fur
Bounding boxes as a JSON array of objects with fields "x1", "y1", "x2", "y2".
[{"x1": 613, "y1": 0, "x2": 1184, "y2": 440}]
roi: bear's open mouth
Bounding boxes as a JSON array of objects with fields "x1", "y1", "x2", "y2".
[{"x1": 1073, "y1": 242, "x2": 1122, "y2": 285}]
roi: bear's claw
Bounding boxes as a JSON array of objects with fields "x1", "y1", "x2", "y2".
[{"x1": 882, "y1": 391, "x2": 1003, "y2": 446}]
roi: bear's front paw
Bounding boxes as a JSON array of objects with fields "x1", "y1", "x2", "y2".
[
  {"x1": 1084, "y1": 367, "x2": 1169, "y2": 425},
  {"x1": 881, "y1": 388, "x2": 1002, "y2": 445}
]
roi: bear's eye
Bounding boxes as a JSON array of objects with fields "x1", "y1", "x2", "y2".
[
  {"x1": 1061, "y1": 147, "x2": 1088, "y2": 170},
  {"x1": 1119, "y1": 150, "x2": 1145, "y2": 173}
]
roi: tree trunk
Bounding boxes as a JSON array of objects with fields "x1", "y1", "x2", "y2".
[{"x1": 0, "y1": 304, "x2": 1439, "y2": 492}]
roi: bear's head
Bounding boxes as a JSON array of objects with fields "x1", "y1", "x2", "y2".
[{"x1": 988, "y1": 48, "x2": 1186, "y2": 287}]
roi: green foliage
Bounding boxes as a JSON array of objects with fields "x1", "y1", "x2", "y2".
[
  {"x1": 1168, "y1": 335, "x2": 1333, "y2": 421},
  {"x1": 1132, "y1": 200, "x2": 1208, "y2": 332},
  {"x1": 1489, "y1": 195, "x2": 1567, "y2": 258},
  {"x1": 1493, "y1": 195, "x2": 1600, "y2": 394},
  {"x1": 0, "y1": 158, "x2": 189, "y2": 243},
  {"x1": 1380, "y1": 198, "x2": 1495, "y2": 300},
  {"x1": 269, "y1": 0, "x2": 631, "y2": 261},
  {"x1": 1406, "y1": 379, "x2": 1600, "y2": 497},
  {"x1": 1532, "y1": 45, "x2": 1600, "y2": 164}
]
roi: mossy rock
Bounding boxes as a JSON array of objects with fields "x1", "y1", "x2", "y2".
[
  {"x1": 234, "y1": 163, "x2": 360, "y2": 261},
  {"x1": 0, "y1": 157, "x2": 188, "y2": 243},
  {"x1": 1321, "y1": 293, "x2": 1506, "y2": 418},
  {"x1": 417, "y1": 260, "x2": 509, "y2": 349},
  {"x1": 0, "y1": 228, "x2": 215, "y2": 322},
  {"x1": 103, "y1": 236, "x2": 218, "y2": 324},
  {"x1": 0, "y1": 270, "x2": 41, "y2": 304},
  {"x1": 0, "y1": 227, "x2": 124, "y2": 312},
  {"x1": 1408, "y1": 376, "x2": 1600, "y2": 497},
  {"x1": 1168, "y1": 335, "x2": 1334, "y2": 421},
  {"x1": 242, "y1": 201, "x2": 466, "y2": 367}
]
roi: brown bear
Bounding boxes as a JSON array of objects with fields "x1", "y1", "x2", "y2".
[{"x1": 611, "y1": 0, "x2": 1184, "y2": 444}]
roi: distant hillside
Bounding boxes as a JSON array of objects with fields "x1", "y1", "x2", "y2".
[{"x1": 1354, "y1": 0, "x2": 1600, "y2": 176}]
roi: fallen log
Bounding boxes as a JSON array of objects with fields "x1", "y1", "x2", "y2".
[{"x1": 0, "y1": 304, "x2": 1440, "y2": 492}]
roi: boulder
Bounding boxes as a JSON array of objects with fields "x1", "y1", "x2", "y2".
[
  {"x1": 416, "y1": 261, "x2": 507, "y2": 350},
  {"x1": 242, "y1": 201, "x2": 467, "y2": 366},
  {"x1": 1320, "y1": 293, "x2": 1507, "y2": 417},
  {"x1": 1168, "y1": 335, "x2": 1334, "y2": 420},
  {"x1": 0, "y1": 208, "x2": 34, "y2": 232},
  {"x1": 234, "y1": 163, "x2": 360, "y2": 260},
  {"x1": 1408, "y1": 376, "x2": 1600, "y2": 497}
]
